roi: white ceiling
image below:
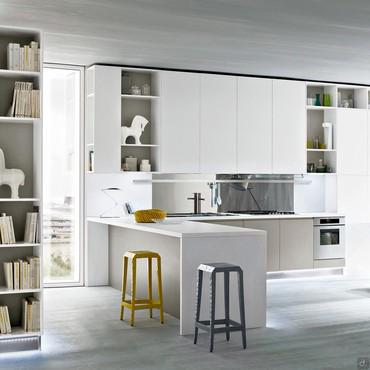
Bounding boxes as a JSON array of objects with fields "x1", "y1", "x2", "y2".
[{"x1": 1, "y1": 0, "x2": 370, "y2": 84}]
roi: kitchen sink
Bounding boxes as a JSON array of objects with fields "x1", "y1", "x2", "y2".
[{"x1": 166, "y1": 212, "x2": 234, "y2": 217}]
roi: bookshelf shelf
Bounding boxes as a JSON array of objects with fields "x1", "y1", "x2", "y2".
[
  {"x1": 0, "y1": 198, "x2": 39, "y2": 202},
  {"x1": 0, "y1": 288, "x2": 41, "y2": 295},
  {"x1": 0, "y1": 117, "x2": 39, "y2": 124},
  {"x1": 0, "y1": 69, "x2": 40, "y2": 78},
  {"x1": 0, "y1": 327, "x2": 40, "y2": 339},
  {"x1": 0, "y1": 242, "x2": 40, "y2": 248}
]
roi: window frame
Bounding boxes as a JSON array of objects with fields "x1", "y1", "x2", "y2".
[{"x1": 43, "y1": 63, "x2": 85, "y2": 288}]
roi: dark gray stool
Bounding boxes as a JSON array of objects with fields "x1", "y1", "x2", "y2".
[{"x1": 193, "y1": 262, "x2": 246, "y2": 352}]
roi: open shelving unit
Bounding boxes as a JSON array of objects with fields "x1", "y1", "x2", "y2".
[
  {"x1": 120, "y1": 68, "x2": 160, "y2": 172},
  {"x1": 306, "y1": 82, "x2": 370, "y2": 175},
  {"x1": 306, "y1": 84, "x2": 337, "y2": 174},
  {"x1": 0, "y1": 26, "x2": 42, "y2": 352}
]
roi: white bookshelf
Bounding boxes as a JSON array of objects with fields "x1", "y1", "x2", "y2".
[{"x1": 0, "y1": 26, "x2": 42, "y2": 352}]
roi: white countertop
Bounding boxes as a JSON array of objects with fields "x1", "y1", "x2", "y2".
[
  {"x1": 87, "y1": 216, "x2": 266, "y2": 238},
  {"x1": 88, "y1": 212, "x2": 344, "y2": 238},
  {"x1": 153, "y1": 212, "x2": 345, "y2": 222}
]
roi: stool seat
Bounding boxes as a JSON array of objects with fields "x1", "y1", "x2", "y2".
[
  {"x1": 194, "y1": 262, "x2": 247, "y2": 352},
  {"x1": 124, "y1": 250, "x2": 160, "y2": 259},
  {"x1": 198, "y1": 262, "x2": 241, "y2": 273},
  {"x1": 120, "y1": 250, "x2": 164, "y2": 326}
]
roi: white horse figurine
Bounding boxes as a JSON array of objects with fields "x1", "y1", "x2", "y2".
[
  {"x1": 121, "y1": 115, "x2": 149, "y2": 145},
  {"x1": 0, "y1": 148, "x2": 25, "y2": 199}
]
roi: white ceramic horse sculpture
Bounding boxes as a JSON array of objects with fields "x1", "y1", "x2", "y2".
[
  {"x1": 0, "y1": 148, "x2": 25, "y2": 199},
  {"x1": 121, "y1": 115, "x2": 149, "y2": 145}
]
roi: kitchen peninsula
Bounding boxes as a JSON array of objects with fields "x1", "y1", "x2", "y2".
[{"x1": 87, "y1": 217, "x2": 266, "y2": 335}]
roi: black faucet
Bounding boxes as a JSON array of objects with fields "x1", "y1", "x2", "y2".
[{"x1": 187, "y1": 192, "x2": 205, "y2": 214}]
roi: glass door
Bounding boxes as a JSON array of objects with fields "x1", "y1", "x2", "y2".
[{"x1": 43, "y1": 65, "x2": 84, "y2": 286}]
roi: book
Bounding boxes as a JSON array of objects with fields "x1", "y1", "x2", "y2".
[
  {"x1": 13, "y1": 261, "x2": 20, "y2": 290},
  {"x1": 0, "y1": 307, "x2": 6, "y2": 334},
  {"x1": 22, "y1": 297, "x2": 40, "y2": 332},
  {"x1": 0, "y1": 215, "x2": 16, "y2": 244},
  {"x1": 8, "y1": 82, "x2": 39, "y2": 118},
  {"x1": 28, "y1": 298, "x2": 40, "y2": 331},
  {"x1": 6, "y1": 43, "x2": 13, "y2": 70},
  {"x1": 24, "y1": 212, "x2": 38, "y2": 243},
  {"x1": 3, "y1": 306, "x2": 11, "y2": 333},
  {"x1": 22, "y1": 298, "x2": 27, "y2": 331},
  {"x1": 3, "y1": 262, "x2": 13, "y2": 289},
  {"x1": 6, "y1": 41, "x2": 40, "y2": 72},
  {"x1": 4, "y1": 257, "x2": 40, "y2": 291}
]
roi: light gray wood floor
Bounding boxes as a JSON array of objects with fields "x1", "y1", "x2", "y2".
[{"x1": 1, "y1": 276, "x2": 370, "y2": 370}]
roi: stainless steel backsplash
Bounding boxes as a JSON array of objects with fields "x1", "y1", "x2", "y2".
[{"x1": 217, "y1": 174, "x2": 294, "y2": 212}]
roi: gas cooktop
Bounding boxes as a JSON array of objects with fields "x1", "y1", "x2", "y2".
[{"x1": 228, "y1": 210, "x2": 295, "y2": 215}]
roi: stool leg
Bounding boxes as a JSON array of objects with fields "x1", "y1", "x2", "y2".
[
  {"x1": 194, "y1": 269, "x2": 203, "y2": 344},
  {"x1": 130, "y1": 257, "x2": 137, "y2": 326},
  {"x1": 224, "y1": 271, "x2": 230, "y2": 341},
  {"x1": 237, "y1": 268, "x2": 247, "y2": 349},
  {"x1": 209, "y1": 272, "x2": 216, "y2": 352},
  {"x1": 156, "y1": 256, "x2": 164, "y2": 324},
  {"x1": 148, "y1": 257, "x2": 153, "y2": 319},
  {"x1": 120, "y1": 256, "x2": 128, "y2": 320}
]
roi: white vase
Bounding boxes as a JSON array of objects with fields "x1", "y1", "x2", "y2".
[{"x1": 322, "y1": 122, "x2": 333, "y2": 150}]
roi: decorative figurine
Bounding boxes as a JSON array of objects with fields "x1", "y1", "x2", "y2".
[
  {"x1": 0, "y1": 148, "x2": 25, "y2": 198},
  {"x1": 121, "y1": 115, "x2": 149, "y2": 145}
]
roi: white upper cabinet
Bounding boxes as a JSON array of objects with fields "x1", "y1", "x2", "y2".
[
  {"x1": 337, "y1": 109, "x2": 367, "y2": 175},
  {"x1": 237, "y1": 77, "x2": 273, "y2": 173},
  {"x1": 87, "y1": 65, "x2": 122, "y2": 173},
  {"x1": 200, "y1": 74, "x2": 237, "y2": 173},
  {"x1": 160, "y1": 71, "x2": 200, "y2": 173},
  {"x1": 272, "y1": 80, "x2": 306, "y2": 174}
]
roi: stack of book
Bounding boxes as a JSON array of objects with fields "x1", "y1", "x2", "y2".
[
  {"x1": 22, "y1": 297, "x2": 40, "y2": 332},
  {"x1": 7, "y1": 41, "x2": 40, "y2": 72},
  {"x1": 8, "y1": 82, "x2": 40, "y2": 118},
  {"x1": 0, "y1": 215, "x2": 16, "y2": 244},
  {"x1": 24, "y1": 212, "x2": 39, "y2": 243},
  {"x1": 0, "y1": 306, "x2": 11, "y2": 334},
  {"x1": 3, "y1": 257, "x2": 40, "y2": 290}
]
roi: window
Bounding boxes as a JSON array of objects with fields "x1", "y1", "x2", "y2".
[{"x1": 43, "y1": 65, "x2": 84, "y2": 285}]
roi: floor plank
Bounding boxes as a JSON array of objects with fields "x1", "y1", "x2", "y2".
[{"x1": 1, "y1": 276, "x2": 370, "y2": 369}]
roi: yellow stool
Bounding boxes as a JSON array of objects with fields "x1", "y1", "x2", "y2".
[{"x1": 120, "y1": 250, "x2": 164, "y2": 326}]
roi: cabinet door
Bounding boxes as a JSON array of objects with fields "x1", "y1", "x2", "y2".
[
  {"x1": 200, "y1": 74, "x2": 237, "y2": 173},
  {"x1": 337, "y1": 175, "x2": 370, "y2": 223},
  {"x1": 272, "y1": 80, "x2": 306, "y2": 174},
  {"x1": 279, "y1": 219, "x2": 313, "y2": 270},
  {"x1": 90, "y1": 66, "x2": 122, "y2": 173},
  {"x1": 337, "y1": 109, "x2": 367, "y2": 175},
  {"x1": 244, "y1": 220, "x2": 279, "y2": 272},
  {"x1": 237, "y1": 77, "x2": 273, "y2": 173},
  {"x1": 160, "y1": 72, "x2": 200, "y2": 173}
]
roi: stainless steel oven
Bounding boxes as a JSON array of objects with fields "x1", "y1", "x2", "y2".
[{"x1": 313, "y1": 217, "x2": 345, "y2": 260}]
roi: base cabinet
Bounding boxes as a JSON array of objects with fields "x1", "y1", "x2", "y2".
[
  {"x1": 201, "y1": 218, "x2": 343, "y2": 272},
  {"x1": 244, "y1": 220, "x2": 279, "y2": 272},
  {"x1": 279, "y1": 219, "x2": 314, "y2": 271}
]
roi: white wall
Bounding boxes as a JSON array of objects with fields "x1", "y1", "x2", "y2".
[
  {"x1": 85, "y1": 173, "x2": 152, "y2": 217},
  {"x1": 294, "y1": 175, "x2": 337, "y2": 213},
  {"x1": 152, "y1": 174, "x2": 216, "y2": 213}
]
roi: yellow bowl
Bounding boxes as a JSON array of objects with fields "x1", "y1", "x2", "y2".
[{"x1": 134, "y1": 209, "x2": 167, "y2": 223}]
